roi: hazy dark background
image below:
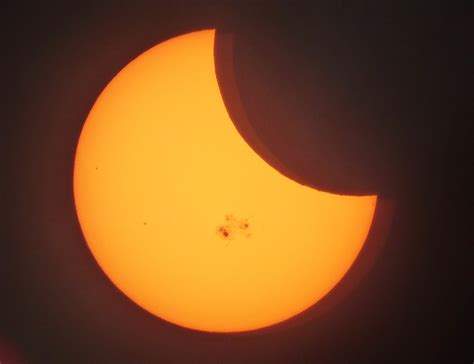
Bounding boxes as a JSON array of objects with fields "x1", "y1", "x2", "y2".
[{"x1": 2, "y1": 1, "x2": 470, "y2": 363}]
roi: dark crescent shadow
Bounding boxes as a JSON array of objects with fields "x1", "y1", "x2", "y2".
[{"x1": 214, "y1": 29, "x2": 391, "y2": 197}]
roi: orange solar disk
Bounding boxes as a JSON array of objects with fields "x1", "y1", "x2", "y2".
[{"x1": 73, "y1": 29, "x2": 377, "y2": 332}]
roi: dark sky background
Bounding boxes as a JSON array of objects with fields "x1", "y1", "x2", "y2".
[{"x1": 2, "y1": 1, "x2": 470, "y2": 363}]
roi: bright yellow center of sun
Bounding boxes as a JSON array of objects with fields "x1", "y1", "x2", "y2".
[{"x1": 73, "y1": 29, "x2": 377, "y2": 332}]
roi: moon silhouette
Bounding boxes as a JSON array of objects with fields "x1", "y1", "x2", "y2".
[{"x1": 73, "y1": 29, "x2": 377, "y2": 332}]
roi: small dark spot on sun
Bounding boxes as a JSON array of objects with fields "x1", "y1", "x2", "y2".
[
  {"x1": 217, "y1": 225, "x2": 232, "y2": 239},
  {"x1": 217, "y1": 214, "x2": 252, "y2": 241},
  {"x1": 144, "y1": 222, "x2": 147, "y2": 226},
  {"x1": 95, "y1": 166, "x2": 99, "y2": 170}
]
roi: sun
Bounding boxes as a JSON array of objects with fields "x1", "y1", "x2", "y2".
[{"x1": 73, "y1": 29, "x2": 377, "y2": 332}]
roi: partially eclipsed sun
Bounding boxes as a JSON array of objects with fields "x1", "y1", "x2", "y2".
[{"x1": 73, "y1": 29, "x2": 377, "y2": 332}]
